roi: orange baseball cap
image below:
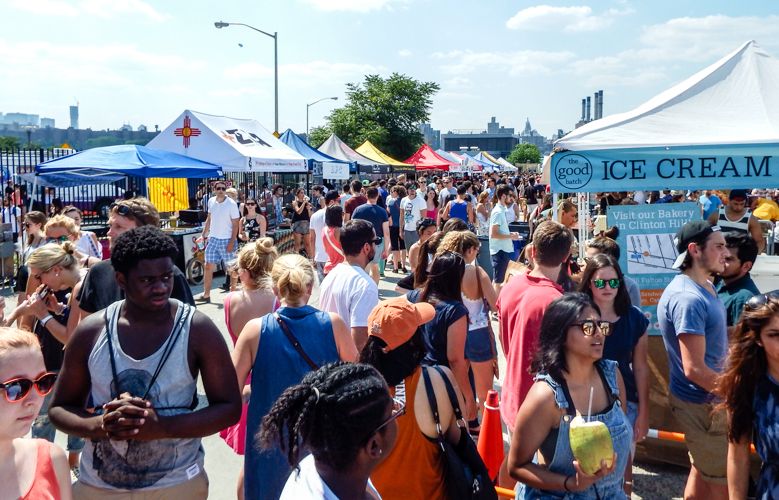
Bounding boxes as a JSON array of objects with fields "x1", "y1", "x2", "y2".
[{"x1": 367, "y1": 296, "x2": 435, "y2": 352}]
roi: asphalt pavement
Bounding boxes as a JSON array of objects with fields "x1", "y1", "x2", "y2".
[{"x1": 19, "y1": 268, "x2": 685, "y2": 499}]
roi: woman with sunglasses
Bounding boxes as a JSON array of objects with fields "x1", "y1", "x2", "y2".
[
  {"x1": 578, "y1": 253, "x2": 648, "y2": 495},
  {"x1": 361, "y1": 297, "x2": 462, "y2": 500},
  {"x1": 407, "y1": 251, "x2": 477, "y2": 424},
  {"x1": 719, "y1": 292, "x2": 779, "y2": 499},
  {"x1": 14, "y1": 211, "x2": 47, "y2": 318},
  {"x1": 0, "y1": 327, "x2": 72, "y2": 499},
  {"x1": 260, "y1": 362, "x2": 397, "y2": 499},
  {"x1": 239, "y1": 198, "x2": 267, "y2": 244},
  {"x1": 233, "y1": 254, "x2": 357, "y2": 500},
  {"x1": 508, "y1": 293, "x2": 632, "y2": 499}
]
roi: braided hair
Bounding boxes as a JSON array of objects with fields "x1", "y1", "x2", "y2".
[{"x1": 259, "y1": 362, "x2": 391, "y2": 471}]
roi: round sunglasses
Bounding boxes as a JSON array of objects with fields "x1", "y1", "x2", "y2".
[
  {"x1": 592, "y1": 278, "x2": 621, "y2": 290},
  {"x1": 0, "y1": 372, "x2": 57, "y2": 403},
  {"x1": 571, "y1": 320, "x2": 612, "y2": 337}
]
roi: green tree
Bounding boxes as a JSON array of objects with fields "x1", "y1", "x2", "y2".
[
  {"x1": 0, "y1": 136, "x2": 21, "y2": 150},
  {"x1": 507, "y1": 143, "x2": 541, "y2": 165},
  {"x1": 84, "y1": 135, "x2": 124, "y2": 149},
  {"x1": 313, "y1": 73, "x2": 439, "y2": 160}
]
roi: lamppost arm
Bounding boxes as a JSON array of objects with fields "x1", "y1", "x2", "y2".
[{"x1": 214, "y1": 21, "x2": 276, "y2": 40}]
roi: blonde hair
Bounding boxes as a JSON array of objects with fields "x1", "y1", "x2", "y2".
[
  {"x1": 477, "y1": 191, "x2": 490, "y2": 204},
  {"x1": 238, "y1": 237, "x2": 278, "y2": 289},
  {"x1": 271, "y1": 254, "x2": 315, "y2": 304},
  {"x1": 44, "y1": 214, "x2": 79, "y2": 238},
  {"x1": 27, "y1": 241, "x2": 80, "y2": 272},
  {"x1": 0, "y1": 327, "x2": 41, "y2": 356},
  {"x1": 436, "y1": 230, "x2": 479, "y2": 257}
]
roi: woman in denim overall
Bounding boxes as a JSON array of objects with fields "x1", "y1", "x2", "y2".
[{"x1": 508, "y1": 293, "x2": 633, "y2": 499}]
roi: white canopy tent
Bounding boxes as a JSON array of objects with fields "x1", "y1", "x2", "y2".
[{"x1": 148, "y1": 110, "x2": 307, "y2": 173}]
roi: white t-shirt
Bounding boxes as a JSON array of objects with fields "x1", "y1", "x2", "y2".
[
  {"x1": 280, "y1": 455, "x2": 382, "y2": 499},
  {"x1": 309, "y1": 208, "x2": 328, "y2": 263},
  {"x1": 207, "y1": 197, "x2": 240, "y2": 239},
  {"x1": 400, "y1": 195, "x2": 427, "y2": 232},
  {"x1": 318, "y1": 263, "x2": 378, "y2": 330}
]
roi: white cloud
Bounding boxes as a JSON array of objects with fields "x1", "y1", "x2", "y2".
[
  {"x1": 7, "y1": 0, "x2": 169, "y2": 22},
  {"x1": 300, "y1": 0, "x2": 408, "y2": 13},
  {"x1": 398, "y1": 49, "x2": 412, "y2": 58},
  {"x1": 223, "y1": 60, "x2": 387, "y2": 87},
  {"x1": 434, "y1": 49, "x2": 575, "y2": 77},
  {"x1": 506, "y1": 4, "x2": 632, "y2": 33}
]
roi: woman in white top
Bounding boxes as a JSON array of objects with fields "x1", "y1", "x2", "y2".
[
  {"x1": 475, "y1": 191, "x2": 491, "y2": 237},
  {"x1": 436, "y1": 230, "x2": 498, "y2": 433},
  {"x1": 62, "y1": 206, "x2": 101, "y2": 259},
  {"x1": 261, "y1": 362, "x2": 398, "y2": 500}
]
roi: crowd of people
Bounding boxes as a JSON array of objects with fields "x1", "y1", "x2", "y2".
[{"x1": 0, "y1": 171, "x2": 777, "y2": 500}]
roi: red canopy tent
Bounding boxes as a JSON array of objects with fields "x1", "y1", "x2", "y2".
[{"x1": 405, "y1": 144, "x2": 456, "y2": 171}]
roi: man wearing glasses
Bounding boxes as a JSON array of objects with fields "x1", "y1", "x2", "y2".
[
  {"x1": 658, "y1": 220, "x2": 730, "y2": 500},
  {"x1": 198, "y1": 181, "x2": 239, "y2": 303},
  {"x1": 318, "y1": 219, "x2": 380, "y2": 352}
]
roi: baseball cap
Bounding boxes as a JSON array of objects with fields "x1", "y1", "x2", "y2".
[
  {"x1": 362, "y1": 179, "x2": 370, "y2": 186},
  {"x1": 672, "y1": 220, "x2": 721, "y2": 269},
  {"x1": 729, "y1": 189, "x2": 748, "y2": 200},
  {"x1": 367, "y1": 296, "x2": 435, "y2": 352}
]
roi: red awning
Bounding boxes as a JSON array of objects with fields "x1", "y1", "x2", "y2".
[{"x1": 404, "y1": 144, "x2": 456, "y2": 171}]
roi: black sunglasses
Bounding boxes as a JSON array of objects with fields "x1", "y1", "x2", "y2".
[
  {"x1": 367, "y1": 237, "x2": 382, "y2": 246},
  {"x1": 592, "y1": 278, "x2": 620, "y2": 289},
  {"x1": 0, "y1": 372, "x2": 57, "y2": 403},
  {"x1": 372, "y1": 397, "x2": 406, "y2": 435},
  {"x1": 745, "y1": 290, "x2": 779, "y2": 311},
  {"x1": 110, "y1": 203, "x2": 143, "y2": 221},
  {"x1": 214, "y1": 186, "x2": 226, "y2": 191},
  {"x1": 245, "y1": 202, "x2": 257, "y2": 206},
  {"x1": 571, "y1": 320, "x2": 612, "y2": 337}
]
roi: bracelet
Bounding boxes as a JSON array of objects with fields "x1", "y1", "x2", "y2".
[
  {"x1": 40, "y1": 314, "x2": 54, "y2": 326},
  {"x1": 563, "y1": 475, "x2": 573, "y2": 492}
]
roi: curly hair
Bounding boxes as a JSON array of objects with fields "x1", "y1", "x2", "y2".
[
  {"x1": 436, "y1": 230, "x2": 479, "y2": 257},
  {"x1": 110, "y1": 226, "x2": 178, "y2": 275},
  {"x1": 259, "y1": 362, "x2": 391, "y2": 471},
  {"x1": 531, "y1": 293, "x2": 599, "y2": 381},
  {"x1": 718, "y1": 296, "x2": 779, "y2": 443}
]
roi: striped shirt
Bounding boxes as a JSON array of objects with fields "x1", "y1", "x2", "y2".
[{"x1": 717, "y1": 206, "x2": 750, "y2": 234}]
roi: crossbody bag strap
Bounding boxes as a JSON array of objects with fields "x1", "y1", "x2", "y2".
[
  {"x1": 432, "y1": 366, "x2": 468, "y2": 429},
  {"x1": 421, "y1": 366, "x2": 446, "y2": 450},
  {"x1": 274, "y1": 312, "x2": 319, "y2": 370},
  {"x1": 324, "y1": 228, "x2": 345, "y2": 258}
]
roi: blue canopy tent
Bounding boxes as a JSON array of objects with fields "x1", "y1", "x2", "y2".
[{"x1": 279, "y1": 129, "x2": 353, "y2": 180}]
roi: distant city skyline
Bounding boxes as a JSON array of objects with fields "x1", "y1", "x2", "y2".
[{"x1": 2, "y1": 1, "x2": 777, "y2": 138}]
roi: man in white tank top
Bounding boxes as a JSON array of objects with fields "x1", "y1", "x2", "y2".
[
  {"x1": 48, "y1": 226, "x2": 241, "y2": 498},
  {"x1": 707, "y1": 189, "x2": 764, "y2": 253}
]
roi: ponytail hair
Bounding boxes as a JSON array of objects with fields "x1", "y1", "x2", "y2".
[
  {"x1": 237, "y1": 237, "x2": 277, "y2": 289},
  {"x1": 259, "y1": 362, "x2": 391, "y2": 471},
  {"x1": 271, "y1": 254, "x2": 315, "y2": 303},
  {"x1": 27, "y1": 241, "x2": 79, "y2": 272}
]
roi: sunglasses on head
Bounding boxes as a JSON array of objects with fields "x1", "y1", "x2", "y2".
[
  {"x1": 745, "y1": 290, "x2": 779, "y2": 311},
  {"x1": 571, "y1": 320, "x2": 612, "y2": 337},
  {"x1": 592, "y1": 278, "x2": 620, "y2": 289},
  {"x1": 109, "y1": 203, "x2": 142, "y2": 221},
  {"x1": 0, "y1": 372, "x2": 57, "y2": 403}
]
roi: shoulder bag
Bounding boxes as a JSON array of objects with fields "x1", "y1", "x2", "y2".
[
  {"x1": 421, "y1": 366, "x2": 497, "y2": 500},
  {"x1": 274, "y1": 312, "x2": 319, "y2": 370}
]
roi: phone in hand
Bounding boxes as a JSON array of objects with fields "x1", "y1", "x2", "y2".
[{"x1": 37, "y1": 287, "x2": 52, "y2": 301}]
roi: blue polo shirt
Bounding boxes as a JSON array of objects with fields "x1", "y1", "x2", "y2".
[{"x1": 658, "y1": 274, "x2": 727, "y2": 403}]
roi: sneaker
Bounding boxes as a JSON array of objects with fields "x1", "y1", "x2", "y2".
[{"x1": 70, "y1": 465, "x2": 80, "y2": 481}]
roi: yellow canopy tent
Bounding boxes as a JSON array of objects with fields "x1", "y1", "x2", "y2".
[
  {"x1": 148, "y1": 178, "x2": 189, "y2": 212},
  {"x1": 356, "y1": 141, "x2": 415, "y2": 173}
]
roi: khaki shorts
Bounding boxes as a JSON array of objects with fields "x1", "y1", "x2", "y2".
[
  {"x1": 73, "y1": 472, "x2": 208, "y2": 500},
  {"x1": 669, "y1": 393, "x2": 728, "y2": 484}
]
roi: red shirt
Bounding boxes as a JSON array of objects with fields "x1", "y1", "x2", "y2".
[
  {"x1": 496, "y1": 271, "x2": 562, "y2": 430},
  {"x1": 344, "y1": 195, "x2": 367, "y2": 216}
]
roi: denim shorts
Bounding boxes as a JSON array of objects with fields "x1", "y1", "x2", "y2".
[
  {"x1": 292, "y1": 220, "x2": 310, "y2": 235},
  {"x1": 490, "y1": 250, "x2": 512, "y2": 283},
  {"x1": 465, "y1": 326, "x2": 496, "y2": 362}
]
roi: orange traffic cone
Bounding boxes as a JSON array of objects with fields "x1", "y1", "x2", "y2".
[{"x1": 477, "y1": 390, "x2": 504, "y2": 482}]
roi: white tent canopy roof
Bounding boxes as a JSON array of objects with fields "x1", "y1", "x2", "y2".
[
  {"x1": 148, "y1": 110, "x2": 307, "y2": 173},
  {"x1": 556, "y1": 41, "x2": 779, "y2": 151}
]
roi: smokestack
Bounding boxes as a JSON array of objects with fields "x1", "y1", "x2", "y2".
[
  {"x1": 598, "y1": 90, "x2": 604, "y2": 119},
  {"x1": 586, "y1": 96, "x2": 591, "y2": 122},
  {"x1": 581, "y1": 99, "x2": 586, "y2": 121},
  {"x1": 593, "y1": 93, "x2": 599, "y2": 120}
]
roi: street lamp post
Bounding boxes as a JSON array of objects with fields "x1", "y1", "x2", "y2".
[
  {"x1": 306, "y1": 96, "x2": 338, "y2": 142},
  {"x1": 215, "y1": 21, "x2": 278, "y2": 133}
]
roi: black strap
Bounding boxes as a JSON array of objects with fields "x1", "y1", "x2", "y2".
[
  {"x1": 274, "y1": 313, "x2": 319, "y2": 370},
  {"x1": 432, "y1": 366, "x2": 468, "y2": 429},
  {"x1": 421, "y1": 366, "x2": 446, "y2": 451}
]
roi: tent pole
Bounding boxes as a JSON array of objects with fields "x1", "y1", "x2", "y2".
[{"x1": 552, "y1": 192, "x2": 559, "y2": 221}]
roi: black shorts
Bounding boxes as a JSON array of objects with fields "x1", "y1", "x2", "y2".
[{"x1": 389, "y1": 226, "x2": 405, "y2": 251}]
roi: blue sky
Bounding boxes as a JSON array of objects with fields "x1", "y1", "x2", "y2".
[{"x1": 2, "y1": 0, "x2": 777, "y2": 140}]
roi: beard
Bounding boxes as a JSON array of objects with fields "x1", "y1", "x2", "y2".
[{"x1": 367, "y1": 246, "x2": 377, "y2": 263}]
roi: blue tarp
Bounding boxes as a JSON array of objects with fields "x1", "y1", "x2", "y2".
[
  {"x1": 36, "y1": 145, "x2": 223, "y2": 182},
  {"x1": 278, "y1": 129, "x2": 354, "y2": 173}
]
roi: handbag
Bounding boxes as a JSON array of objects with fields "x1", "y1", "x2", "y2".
[{"x1": 421, "y1": 366, "x2": 497, "y2": 500}]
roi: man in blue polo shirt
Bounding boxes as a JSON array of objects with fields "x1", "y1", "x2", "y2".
[{"x1": 658, "y1": 220, "x2": 729, "y2": 500}]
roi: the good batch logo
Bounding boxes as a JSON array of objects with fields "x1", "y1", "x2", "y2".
[{"x1": 555, "y1": 153, "x2": 592, "y2": 190}]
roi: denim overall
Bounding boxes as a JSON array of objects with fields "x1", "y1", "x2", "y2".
[{"x1": 516, "y1": 360, "x2": 632, "y2": 499}]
